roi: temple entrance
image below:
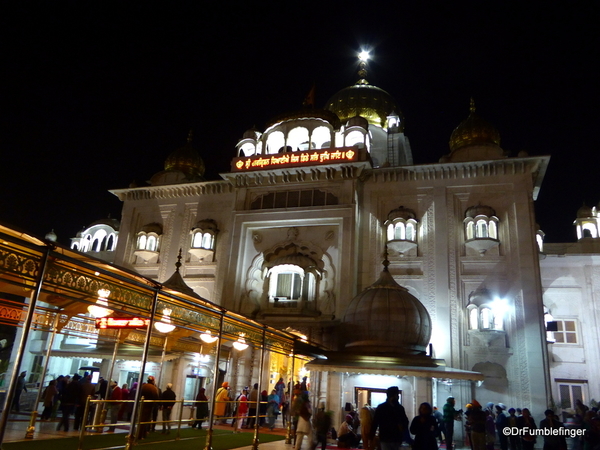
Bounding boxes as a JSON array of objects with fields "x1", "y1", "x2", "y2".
[{"x1": 355, "y1": 386, "x2": 400, "y2": 408}]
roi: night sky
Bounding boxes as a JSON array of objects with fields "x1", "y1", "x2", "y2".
[{"x1": 1, "y1": 2, "x2": 598, "y2": 244}]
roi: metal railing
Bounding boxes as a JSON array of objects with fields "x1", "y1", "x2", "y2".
[{"x1": 74, "y1": 396, "x2": 274, "y2": 450}]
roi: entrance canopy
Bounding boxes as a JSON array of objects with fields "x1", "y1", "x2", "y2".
[{"x1": 306, "y1": 357, "x2": 484, "y2": 381}]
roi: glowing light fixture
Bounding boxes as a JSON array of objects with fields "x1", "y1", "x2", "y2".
[
  {"x1": 88, "y1": 288, "x2": 114, "y2": 318},
  {"x1": 200, "y1": 330, "x2": 218, "y2": 343},
  {"x1": 154, "y1": 308, "x2": 176, "y2": 333},
  {"x1": 358, "y1": 50, "x2": 370, "y2": 62},
  {"x1": 232, "y1": 333, "x2": 249, "y2": 351}
]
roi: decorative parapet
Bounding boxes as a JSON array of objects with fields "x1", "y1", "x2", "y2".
[{"x1": 110, "y1": 180, "x2": 234, "y2": 202}]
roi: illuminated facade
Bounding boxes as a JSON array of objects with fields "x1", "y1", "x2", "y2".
[{"x1": 106, "y1": 61, "x2": 557, "y2": 432}]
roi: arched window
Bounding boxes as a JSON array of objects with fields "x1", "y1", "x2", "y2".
[
  {"x1": 287, "y1": 127, "x2": 310, "y2": 152},
  {"x1": 406, "y1": 223, "x2": 415, "y2": 241},
  {"x1": 266, "y1": 131, "x2": 285, "y2": 154},
  {"x1": 137, "y1": 234, "x2": 147, "y2": 250},
  {"x1": 466, "y1": 222, "x2": 475, "y2": 240},
  {"x1": 469, "y1": 307, "x2": 479, "y2": 330},
  {"x1": 268, "y1": 264, "x2": 305, "y2": 301},
  {"x1": 192, "y1": 232, "x2": 203, "y2": 248},
  {"x1": 107, "y1": 235, "x2": 115, "y2": 251},
  {"x1": 476, "y1": 220, "x2": 488, "y2": 238},
  {"x1": 345, "y1": 130, "x2": 365, "y2": 147},
  {"x1": 387, "y1": 224, "x2": 394, "y2": 241},
  {"x1": 394, "y1": 222, "x2": 405, "y2": 240},
  {"x1": 312, "y1": 126, "x2": 331, "y2": 149},
  {"x1": 488, "y1": 221, "x2": 498, "y2": 239},
  {"x1": 481, "y1": 307, "x2": 492, "y2": 329},
  {"x1": 146, "y1": 235, "x2": 157, "y2": 251},
  {"x1": 201, "y1": 232, "x2": 213, "y2": 249}
]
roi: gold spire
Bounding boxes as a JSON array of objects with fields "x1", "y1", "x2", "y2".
[{"x1": 187, "y1": 129, "x2": 193, "y2": 143}]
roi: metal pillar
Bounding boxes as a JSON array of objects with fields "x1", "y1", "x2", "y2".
[
  {"x1": 27, "y1": 311, "x2": 60, "y2": 438},
  {"x1": 204, "y1": 313, "x2": 225, "y2": 450},
  {"x1": 285, "y1": 347, "x2": 295, "y2": 444},
  {"x1": 125, "y1": 288, "x2": 160, "y2": 450},
  {"x1": 0, "y1": 244, "x2": 52, "y2": 448},
  {"x1": 157, "y1": 336, "x2": 168, "y2": 388},
  {"x1": 251, "y1": 327, "x2": 267, "y2": 450}
]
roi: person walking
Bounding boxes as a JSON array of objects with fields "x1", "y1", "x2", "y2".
[
  {"x1": 193, "y1": 387, "x2": 209, "y2": 429},
  {"x1": 410, "y1": 402, "x2": 439, "y2": 450},
  {"x1": 138, "y1": 376, "x2": 159, "y2": 439},
  {"x1": 12, "y1": 371, "x2": 27, "y2": 413},
  {"x1": 235, "y1": 388, "x2": 249, "y2": 433},
  {"x1": 41, "y1": 379, "x2": 58, "y2": 420},
  {"x1": 214, "y1": 382, "x2": 231, "y2": 425},
  {"x1": 294, "y1": 392, "x2": 312, "y2": 450},
  {"x1": 443, "y1": 397, "x2": 461, "y2": 450},
  {"x1": 160, "y1": 383, "x2": 176, "y2": 434},
  {"x1": 246, "y1": 383, "x2": 259, "y2": 428},
  {"x1": 267, "y1": 389, "x2": 280, "y2": 430},
  {"x1": 107, "y1": 381, "x2": 122, "y2": 432},
  {"x1": 57, "y1": 374, "x2": 81, "y2": 432},
  {"x1": 371, "y1": 386, "x2": 410, "y2": 450}
]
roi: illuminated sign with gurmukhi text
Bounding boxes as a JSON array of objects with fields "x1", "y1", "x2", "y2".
[
  {"x1": 95, "y1": 317, "x2": 150, "y2": 329},
  {"x1": 231, "y1": 147, "x2": 362, "y2": 172}
]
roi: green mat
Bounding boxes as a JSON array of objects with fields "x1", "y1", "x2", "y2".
[{"x1": 3, "y1": 428, "x2": 286, "y2": 450}]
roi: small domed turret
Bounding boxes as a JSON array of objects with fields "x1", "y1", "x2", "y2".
[
  {"x1": 443, "y1": 99, "x2": 506, "y2": 162},
  {"x1": 164, "y1": 130, "x2": 205, "y2": 180}
]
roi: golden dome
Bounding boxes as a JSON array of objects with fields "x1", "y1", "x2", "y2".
[
  {"x1": 449, "y1": 99, "x2": 500, "y2": 152},
  {"x1": 325, "y1": 79, "x2": 402, "y2": 129},
  {"x1": 164, "y1": 130, "x2": 205, "y2": 180}
]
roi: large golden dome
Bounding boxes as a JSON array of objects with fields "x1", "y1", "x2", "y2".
[
  {"x1": 449, "y1": 99, "x2": 500, "y2": 152},
  {"x1": 325, "y1": 79, "x2": 402, "y2": 129},
  {"x1": 164, "y1": 130, "x2": 205, "y2": 180}
]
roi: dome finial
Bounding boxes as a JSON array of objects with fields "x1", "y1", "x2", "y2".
[
  {"x1": 187, "y1": 129, "x2": 193, "y2": 143},
  {"x1": 470, "y1": 97, "x2": 476, "y2": 113},
  {"x1": 358, "y1": 50, "x2": 370, "y2": 81},
  {"x1": 382, "y1": 245, "x2": 390, "y2": 271},
  {"x1": 175, "y1": 248, "x2": 183, "y2": 272}
]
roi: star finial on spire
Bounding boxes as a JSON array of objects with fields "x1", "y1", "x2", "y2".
[{"x1": 358, "y1": 50, "x2": 370, "y2": 80}]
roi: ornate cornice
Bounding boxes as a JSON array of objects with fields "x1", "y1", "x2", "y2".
[
  {"x1": 110, "y1": 181, "x2": 234, "y2": 202},
  {"x1": 367, "y1": 156, "x2": 550, "y2": 200}
]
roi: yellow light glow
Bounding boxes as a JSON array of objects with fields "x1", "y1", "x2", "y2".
[{"x1": 154, "y1": 308, "x2": 176, "y2": 333}]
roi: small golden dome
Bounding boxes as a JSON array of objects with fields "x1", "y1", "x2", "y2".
[
  {"x1": 449, "y1": 99, "x2": 500, "y2": 152},
  {"x1": 577, "y1": 203, "x2": 594, "y2": 218},
  {"x1": 164, "y1": 130, "x2": 205, "y2": 180},
  {"x1": 325, "y1": 80, "x2": 402, "y2": 129}
]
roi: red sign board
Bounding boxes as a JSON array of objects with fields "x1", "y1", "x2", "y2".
[
  {"x1": 231, "y1": 147, "x2": 363, "y2": 172},
  {"x1": 95, "y1": 317, "x2": 150, "y2": 329}
]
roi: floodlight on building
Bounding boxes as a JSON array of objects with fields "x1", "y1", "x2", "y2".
[
  {"x1": 232, "y1": 333, "x2": 249, "y2": 351},
  {"x1": 154, "y1": 308, "x2": 176, "y2": 333},
  {"x1": 88, "y1": 288, "x2": 114, "y2": 318},
  {"x1": 200, "y1": 330, "x2": 218, "y2": 343}
]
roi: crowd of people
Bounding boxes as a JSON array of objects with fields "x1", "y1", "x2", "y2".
[
  {"x1": 34, "y1": 372, "x2": 182, "y2": 436},
  {"x1": 30, "y1": 374, "x2": 600, "y2": 449}
]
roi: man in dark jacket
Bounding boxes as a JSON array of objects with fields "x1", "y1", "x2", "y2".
[
  {"x1": 371, "y1": 386, "x2": 409, "y2": 450},
  {"x1": 160, "y1": 383, "x2": 177, "y2": 433},
  {"x1": 57, "y1": 374, "x2": 82, "y2": 431},
  {"x1": 139, "y1": 376, "x2": 159, "y2": 439}
]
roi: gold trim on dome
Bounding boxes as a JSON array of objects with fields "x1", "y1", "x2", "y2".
[
  {"x1": 449, "y1": 99, "x2": 501, "y2": 152},
  {"x1": 326, "y1": 83, "x2": 401, "y2": 129}
]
